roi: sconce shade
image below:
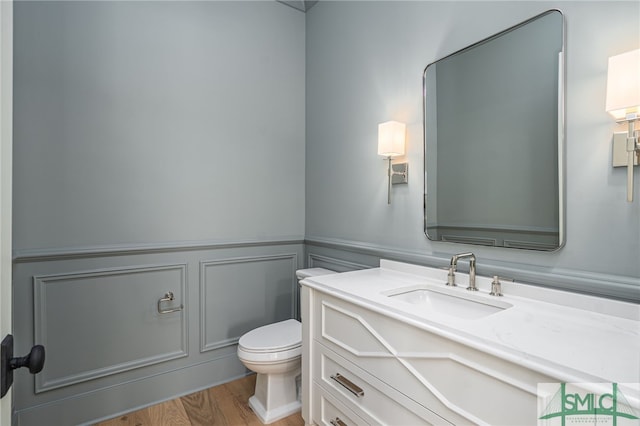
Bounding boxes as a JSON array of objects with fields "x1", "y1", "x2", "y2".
[
  {"x1": 606, "y1": 49, "x2": 640, "y2": 120},
  {"x1": 378, "y1": 121, "x2": 406, "y2": 157}
]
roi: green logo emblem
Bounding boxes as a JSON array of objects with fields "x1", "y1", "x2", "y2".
[{"x1": 539, "y1": 383, "x2": 639, "y2": 425}]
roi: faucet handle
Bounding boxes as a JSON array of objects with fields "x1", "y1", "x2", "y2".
[
  {"x1": 490, "y1": 276, "x2": 513, "y2": 296},
  {"x1": 490, "y1": 276, "x2": 503, "y2": 296},
  {"x1": 439, "y1": 265, "x2": 457, "y2": 286},
  {"x1": 446, "y1": 266, "x2": 457, "y2": 286}
]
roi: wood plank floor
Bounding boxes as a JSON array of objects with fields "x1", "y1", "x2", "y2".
[{"x1": 95, "y1": 375, "x2": 304, "y2": 426}]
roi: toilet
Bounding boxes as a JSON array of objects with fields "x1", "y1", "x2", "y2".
[{"x1": 237, "y1": 268, "x2": 336, "y2": 424}]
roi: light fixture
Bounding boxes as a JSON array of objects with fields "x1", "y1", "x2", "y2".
[
  {"x1": 606, "y1": 48, "x2": 640, "y2": 202},
  {"x1": 378, "y1": 121, "x2": 408, "y2": 204}
]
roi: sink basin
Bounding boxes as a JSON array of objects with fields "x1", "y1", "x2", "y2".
[{"x1": 385, "y1": 287, "x2": 511, "y2": 320}]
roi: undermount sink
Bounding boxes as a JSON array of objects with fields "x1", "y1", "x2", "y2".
[{"x1": 385, "y1": 286, "x2": 512, "y2": 320}]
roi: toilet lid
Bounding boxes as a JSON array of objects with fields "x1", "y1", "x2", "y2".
[{"x1": 238, "y1": 319, "x2": 301, "y2": 353}]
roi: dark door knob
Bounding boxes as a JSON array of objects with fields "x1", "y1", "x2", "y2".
[
  {"x1": 1, "y1": 335, "x2": 46, "y2": 398},
  {"x1": 10, "y1": 345, "x2": 45, "y2": 374}
]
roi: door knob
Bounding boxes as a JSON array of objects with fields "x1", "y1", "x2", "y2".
[
  {"x1": 1, "y1": 335, "x2": 46, "y2": 398},
  {"x1": 10, "y1": 344, "x2": 45, "y2": 374}
]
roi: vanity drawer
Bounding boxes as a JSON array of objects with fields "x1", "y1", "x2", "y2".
[
  {"x1": 313, "y1": 343, "x2": 451, "y2": 425},
  {"x1": 312, "y1": 382, "x2": 367, "y2": 426},
  {"x1": 313, "y1": 292, "x2": 554, "y2": 425}
]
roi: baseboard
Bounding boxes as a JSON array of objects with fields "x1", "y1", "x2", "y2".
[{"x1": 15, "y1": 353, "x2": 248, "y2": 426}]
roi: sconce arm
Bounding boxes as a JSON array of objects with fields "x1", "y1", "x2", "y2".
[
  {"x1": 384, "y1": 156, "x2": 409, "y2": 205},
  {"x1": 624, "y1": 118, "x2": 640, "y2": 202}
]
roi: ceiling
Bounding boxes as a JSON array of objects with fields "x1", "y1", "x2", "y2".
[{"x1": 276, "y1": 0, "x2": 319, "y2": 13}]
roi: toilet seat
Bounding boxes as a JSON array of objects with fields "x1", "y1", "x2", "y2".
[
  {"x1": 238, "y1": 319, "x2": 301, "y2": 363},
  {"x1": 237, "y1": 346, "x2": 301, "y2": 364}
]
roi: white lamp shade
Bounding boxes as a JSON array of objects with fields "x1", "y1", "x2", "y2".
[
  {"x1": 606, "y1": 49, "x2": 640, "y2": 120},
  {"x1": 378, "y1": 121, "x2": 406, "y2": 157}
]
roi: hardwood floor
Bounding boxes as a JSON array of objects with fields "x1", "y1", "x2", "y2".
[{"x1": 95, "y1": 375, "x2": 304, "y2": 426}]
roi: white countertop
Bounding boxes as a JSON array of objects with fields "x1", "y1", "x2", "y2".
[{"x1": 300, "y1": 260, "x2": 640, "y2": 394}]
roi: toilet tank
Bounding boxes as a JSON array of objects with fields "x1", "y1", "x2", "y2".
[{"x1": 295, "y1": 268, "x2": 336, "y2": 321}]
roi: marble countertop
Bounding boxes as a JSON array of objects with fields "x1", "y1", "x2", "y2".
[{"x1": 300, "y1": 260, "x2": 640, "y2": 393}]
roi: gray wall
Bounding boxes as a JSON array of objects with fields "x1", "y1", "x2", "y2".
[
  {"x1": 11, "y1": 0, "x2": 640, "y2": 424},
  {"x1": 13, "y1": 0, "x2": 305, "y2": 252},
  {"x1": 306, "y1": 1, "x2": 639, "y2": 300},
  {"x1": 12, "y1": 1, "x2": 306, "y2": 424}
]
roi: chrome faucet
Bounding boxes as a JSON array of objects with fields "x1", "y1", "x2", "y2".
[{"x1": 447, "y1": 252, "x2": 477, "y2": 291}]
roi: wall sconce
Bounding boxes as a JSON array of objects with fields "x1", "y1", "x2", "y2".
[
  {"x1": 606, "y1": 49, "x2": 640, "y2": 202},
  {"x1": 378, "y1": 121, "x2": 408, "y2": 204}
]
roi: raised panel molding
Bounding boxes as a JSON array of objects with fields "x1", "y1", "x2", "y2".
[
  {"x1": 13, "y1": 242, "x2": 305, "y2": 425},
  {"x1": 33, "y1": 264, "x2": 188, "y2": 392},
  {"x1": 199, "y1": 254, "x2": 298, "y2": 353},
  {"x1": 307, "y1": 253, "x2": 370, "y2": 272}
]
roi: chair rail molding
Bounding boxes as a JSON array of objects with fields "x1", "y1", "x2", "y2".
[{"x1": 304, "y1": 236, "x2": 640, "y2": 303}]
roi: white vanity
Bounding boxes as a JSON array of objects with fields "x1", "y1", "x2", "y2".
[{"x1": 300, "y1": 260, "x2": 640, "y2": 425}]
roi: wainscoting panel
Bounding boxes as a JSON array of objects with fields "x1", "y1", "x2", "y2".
[
  {"x1": 18, "y1": 353, "x2": 247, "y2": 426},
  {"x1": 12, "y1": 240, "x2": 304, "y2": 426},
  {"x1": 200, "y1": 254, "x2": 298, "y2": 352},
  {"x1": 33, "y1": 264, "x2": 188, "y2": 392}
]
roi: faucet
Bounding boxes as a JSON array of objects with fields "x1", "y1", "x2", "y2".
[{"x1": 447, "y1": 252, "x2": 477, "y2": 291}]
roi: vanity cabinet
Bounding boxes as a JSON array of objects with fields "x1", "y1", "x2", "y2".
[
  {"x1": 302, "y1": 289, "x2": 558, "y2": 426},
  {"x1": 301, "y1": 260, "x2": 639, "y2": 426}
]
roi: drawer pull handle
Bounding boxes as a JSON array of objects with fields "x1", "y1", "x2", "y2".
[
  {"x1": 330, "y1": 373, "x2": 364, "y2": 397},
  {"x1": 330, "y1": 417, "x2": 347, "y2": 426},
  {"x1": 157, "y1": 292, "x2": 183, "y2": 314}
]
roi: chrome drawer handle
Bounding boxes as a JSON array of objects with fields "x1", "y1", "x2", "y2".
[
  {"x1": 157, "y1": 292, "x2": 183, "y2": 314},
  {"x1": 330, "y1": 373, "x2": 364, "y2": 397},
  {"x1": 330, "y1": 417, "x2": 347, "y2": 426}
]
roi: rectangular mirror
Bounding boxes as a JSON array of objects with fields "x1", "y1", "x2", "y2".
[{"x1": 423, "y1": 9, "x2": 565, "y2": 251}]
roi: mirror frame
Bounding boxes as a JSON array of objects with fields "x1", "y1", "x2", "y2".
[{"x1": 422, "y1": 9, "x2": 566, "y2": 251}]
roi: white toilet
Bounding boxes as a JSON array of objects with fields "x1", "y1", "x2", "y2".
[{"x1": 237, "y1": 268, "x2": 336, "y2": 424}]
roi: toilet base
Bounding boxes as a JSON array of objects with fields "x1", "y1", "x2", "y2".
[
  {"x1": 248, "y1": 394, "x2": 301, "y2": 424},
  {"x1": 248, "y1": 367, "x2": 301, "y2": 424}
]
